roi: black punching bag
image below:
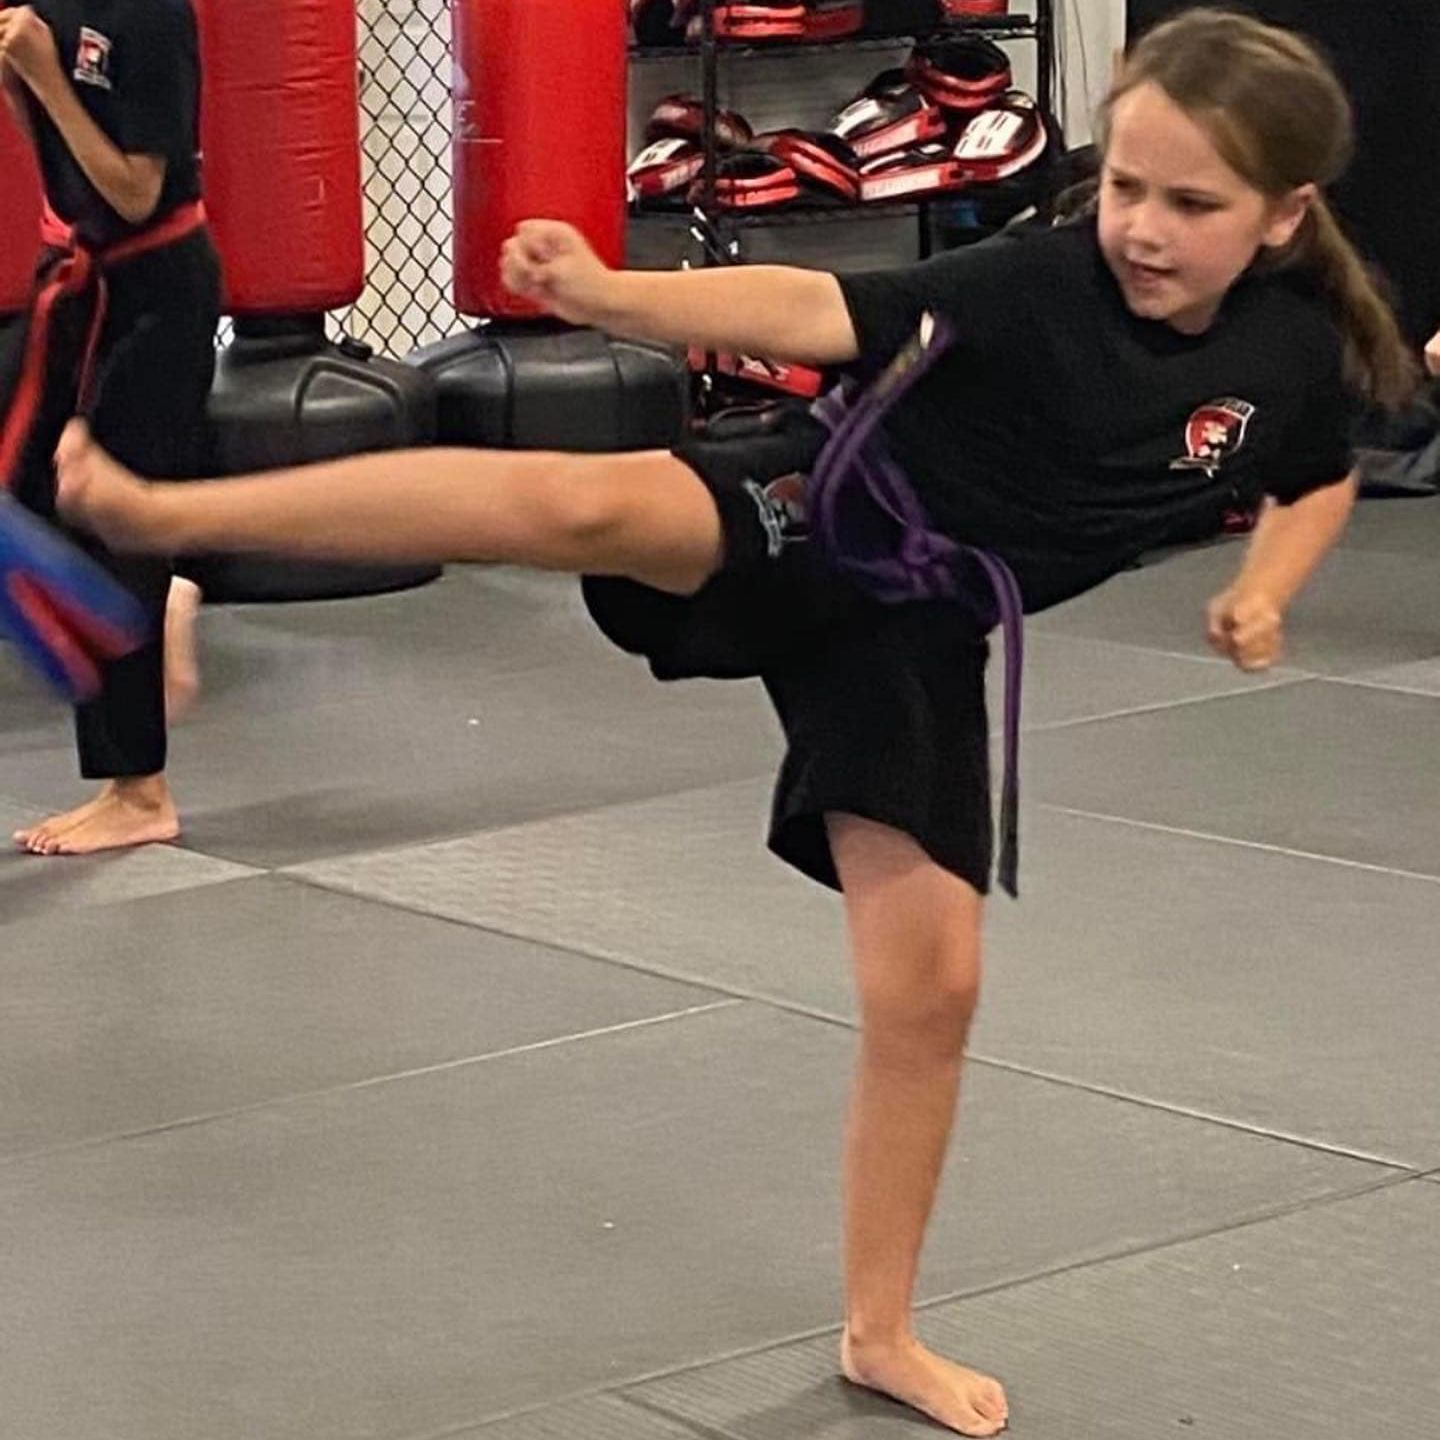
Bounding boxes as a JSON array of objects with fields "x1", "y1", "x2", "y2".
[{"x1": 1127, "y1": 0, "x2": 1440, "y2": 346}]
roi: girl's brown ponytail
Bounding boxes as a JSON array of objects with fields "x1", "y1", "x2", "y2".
[{"x1": 1275, "y1": 195, "x2": 1418, "y2": 411}]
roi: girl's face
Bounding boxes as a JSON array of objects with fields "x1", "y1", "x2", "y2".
[{"x1": 1097, "y1": 81, "x2": 1312, "y2": 334}]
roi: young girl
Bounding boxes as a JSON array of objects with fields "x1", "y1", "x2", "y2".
[
  {"x1": 0, "y1": 0, "x2": 218, "y2": 856},
  {"x1": 53, "y1": 10, "x2": 1414, "y2": 1434}
]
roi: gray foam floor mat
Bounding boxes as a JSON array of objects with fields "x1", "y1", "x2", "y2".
[
  {"x1": 294, "y1": 780, "x2": 1440, "y2": 1168},
  {"x1": 453, "y1": 1395, "x2": 704, "y2": 1440},
  {"x1": 627, "y1": 1178, "x2": 1440, "y2": 1440},
  {"x1": 0, "y1": 872, "x2": 720, "y2": 1160},
  {"x1": 0, "y1": 1003, "x2": 1386, "y2": 1439},
  {"x1": 3, "y1": 529, "x2": 1437, "y2": 1438},
  {"x1": 1024, "y1": 676, "x2": 1440, "y2": 878}
]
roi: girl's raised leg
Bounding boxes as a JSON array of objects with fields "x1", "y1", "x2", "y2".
[{"x1": 55, "y1": 420, "x2": 724, "y2": 597}]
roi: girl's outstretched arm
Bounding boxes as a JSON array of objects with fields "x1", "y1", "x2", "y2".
[
  {"x1": 1206, "y1": 471, "x2": 1358, "y2": 670},
  {"x1": 501, "y1": 219, "x2": 860, "y2": 367}
]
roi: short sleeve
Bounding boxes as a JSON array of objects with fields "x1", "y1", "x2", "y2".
[
  {"x1": 835, "y1": 231, "x2": 1030, "y2": 381},
  {"x1": 112, "y1": 1, "x2": 198, "y2": 158},
  {"x1": 1265, "y1": 321, "x2": 1358, "y2": 504}
]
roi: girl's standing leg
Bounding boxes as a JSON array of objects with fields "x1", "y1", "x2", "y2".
[{"x1": 829, "y1": 812, "x2": 1009, "y2": 1438}]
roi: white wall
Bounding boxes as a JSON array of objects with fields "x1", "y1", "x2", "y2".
[{"x1": 1056, "y1": 0, "x2": 1126, "y2": 144}]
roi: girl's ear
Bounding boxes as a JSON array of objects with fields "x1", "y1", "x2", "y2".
[{"x1": 1261, "y1": 183, "x2": 1317, "y2": 250}]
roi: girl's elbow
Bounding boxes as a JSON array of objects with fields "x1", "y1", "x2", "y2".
[
  {"x1": 117, "y1": 161, "x2": 165, "y2": 225},
  {"x1": 118, "y1": 192, "x2": 160, "y2": 226},
  {"x1": 116, "y1": 196, "x2": 158, "y2": 225}
]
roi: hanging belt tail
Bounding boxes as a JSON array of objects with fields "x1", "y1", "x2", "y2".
[{"x1": 807, "y1": 312, "x2": 1026, "y2": 897}]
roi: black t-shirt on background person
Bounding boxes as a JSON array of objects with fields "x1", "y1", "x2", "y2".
[
  {"x1": 838, "y1": 219, "x2": 1356, "y2": 611},
  {"x1": 24, "y1": 0, "x2": 202, "y2": 247}
]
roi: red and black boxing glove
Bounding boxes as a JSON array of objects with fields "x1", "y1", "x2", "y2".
[
  {"x1": 627, "y1": 138, "x2": 705, "y2": 202},
  {"x1": 754, "y1": 130, "x2": 861, "y2": 201},
  {"x1": 940, "y1": 0, "x2": 1010, "y2": 16},
  {"x1": 857, "y1": 140, "x2": 967, "y2": 202},
  {"x1": 689, "y1": 151, "x2": 802, "y2": 209},
  {"x1": 678, "y1": 0, "x2": 808, "y2": 40},
  {"x1": 906, "y1": 35, "x2": 1013, "y2": 114},
  {"x1": 826, "y1": 69, "x2": 948, "y2": 160},
  {"x1": 646, "y1": 93, "x2": 756, "y2": 150},
  {"x1": 951, "y1": 90, "x2": 1049, "y2": 183},
  {"x1": 803, "y1": 0, "x2": 865, "y2": 41}
]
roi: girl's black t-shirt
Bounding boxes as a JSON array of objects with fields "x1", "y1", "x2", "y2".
[
  {"x1": 25, "y1": 0, "x2": 202, "y2": 246},
  {"x1": 838, "y1": 219, "x2": 1357, "y2": 610}
]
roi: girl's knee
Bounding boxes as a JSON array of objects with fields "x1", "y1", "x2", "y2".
[
  {"x1": 857, "y1": 948, "x2": 981, "y2": 1051},
  {"x1": 530, "y1": 452, "x2": 721, "y2": 590},
  {"x1": 539, "y1": 457, "x2": 628, "y2": 548},
  {"x1": 831, "y1": 813, "x2": 985, "y2": 1045}
]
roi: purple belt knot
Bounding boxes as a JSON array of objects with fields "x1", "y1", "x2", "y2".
[{"x1": 807, "y1": 314, "x2": 1024, "y2": 897}]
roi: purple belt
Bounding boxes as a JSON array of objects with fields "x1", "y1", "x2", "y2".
[{"x1": 806, "y1": 314, "x2": 1024, "y2": 897}]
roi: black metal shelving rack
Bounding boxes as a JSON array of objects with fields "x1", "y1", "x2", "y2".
[{"x1": 630, "y1": 0, "x2": 1057, "y2": 261}]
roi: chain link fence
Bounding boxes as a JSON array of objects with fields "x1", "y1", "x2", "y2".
[{"x1": 338, "y1": 0, "x2": 457, "y2": 356}]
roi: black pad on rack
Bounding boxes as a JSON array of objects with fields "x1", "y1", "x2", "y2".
[
  {"x1": 803, "y1": 1, "x2": 866, "y2": 40},
  {"x1": 827, "y1": 69, "x2": 948, "y2": 159},
  {"x1": 864, "y1": 0, "x2": 944, "y2": 33},
  {"x1": 906, "y1": 35, "x2": 1013, "y2": 113},
  {"x1": 627, "y1": 138, "x2": 706, "y2": 201},
  {"x1": 690, "y1": 151, "x2": 803, "y2": 208},
  {"x1": 940, "y1": 0, "x2": 1010, "y2": 16},
  {"x1": 630, "y1": 0, "x2": 684, "y2": 44},
  {"x1": 647, "y1": 93, "x2": 755, "y2": 149},
  {"x1": 756, "y1": 130, "x2": 861, "y2": 200},
  {"x1": 686, "y1": 2, "x2": 808, "y2": 39},
  {"x1": 858, "y1": 140, "x2": 966, "y2": 202}
]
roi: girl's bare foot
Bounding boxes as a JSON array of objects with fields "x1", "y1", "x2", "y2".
[
  {"x1": 13, "y1": 776, "x2": 181, "y2": 855},
  {"x1": 164, "y1": 576, "x2": 203, "y2": 723},
  {"x1": 12, "y1": 788, "x2": 108, "y2": 849},
  {"x1": 841, "y1": 1330, "x2": 1009, "y2": 1437},
  {"x1": 54, "y1": 419, "x2": 160, "y2": 551}
]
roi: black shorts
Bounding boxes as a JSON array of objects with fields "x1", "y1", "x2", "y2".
[{"x1": 581, "y1": 407, "x2": 994, "y2": 896}]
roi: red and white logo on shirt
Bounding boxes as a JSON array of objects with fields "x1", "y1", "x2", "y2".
[
  {"x1": 73, "y1": 27, "x2": 114, "y2": 91},
  {"x1": 1170, "y1": 398, "x2": 1255, "y2": 477}
]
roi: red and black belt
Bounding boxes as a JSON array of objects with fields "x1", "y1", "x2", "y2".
[{"x1": 0, "y1": 198, "x2": 208, "y2": 493}]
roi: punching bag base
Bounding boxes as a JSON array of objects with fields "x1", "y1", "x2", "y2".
[
  {"x1": 197, "y1": 326, "x2": 442, "y2": 604},
  {"x1": 407, "y1": 322, "x2": 689, "y2": 452}
]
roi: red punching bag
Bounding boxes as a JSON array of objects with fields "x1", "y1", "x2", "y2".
[
  {"x1": 195, "y1": 0, "x2": 365, "y2": 315},
  {"x1": 0, "y1": 107, "x2": 42, "y2": 313},
  {"x1": 452, "y1": 0, "x2": 627, "y2": 319}
]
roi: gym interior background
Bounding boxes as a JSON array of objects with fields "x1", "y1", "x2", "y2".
[
  {"x1": 2, "y1": 4, "x2": 1438, "y2": 1440},
  {"x1": 342, "y1": 0, "x2": 1125, "y2": 353}
]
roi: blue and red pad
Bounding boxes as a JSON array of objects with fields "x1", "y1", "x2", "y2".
[{"x1": 0, "y1": 493, "x2": 148, "y2": 702}]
